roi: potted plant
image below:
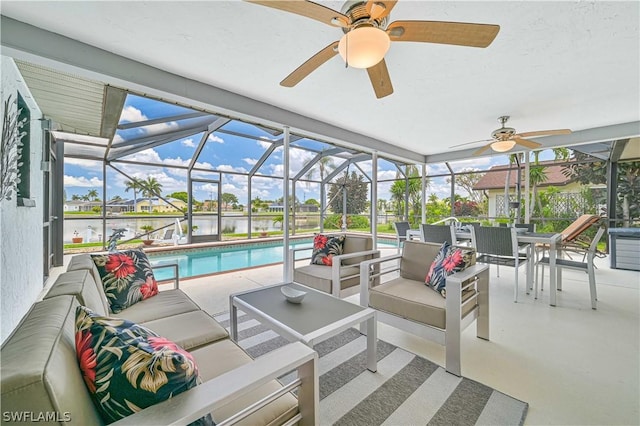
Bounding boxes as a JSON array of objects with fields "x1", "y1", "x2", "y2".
[
  {"x1": 71, "y1": 231, "x2": 83, "y2": 244},
  {"x1": 259, "y1": 227, "x2": 269, "y2": 238},
  {"x1": 140, "y1": 225, "x2": 154, "y2": 245}
]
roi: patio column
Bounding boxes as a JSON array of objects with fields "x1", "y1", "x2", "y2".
[
  {"x1": 525, "y1": 153, "x2": 530, "y2": 223},
  {"x1": 421, "y1": 163, "x2": 427, "y2": 224},
  {"x1": 283, "y1": 126, "x2": 291, "y2": 282},
  {"x1": 446, "y1": 162, "x2": 455, "y2": 218},
  {"x1": 372, "y1": 151, "x2": 378, "y2": 249},
  {"x1": 102, "y1": 161, "x2": 107, "y2": 249}
]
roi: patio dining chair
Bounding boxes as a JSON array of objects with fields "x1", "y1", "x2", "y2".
[
  {"x1": 393, "y1": 221, "x2": 411, "y2": 252},
  {"x1": 473, "y1": 226, "x2": 530, "y2": 302},
  {"x1": 535, "y1": 226, "x2": 606, "y2": 309},
  {"x1": 421, "y1": 224, "x2": 455, "y2": 245}
]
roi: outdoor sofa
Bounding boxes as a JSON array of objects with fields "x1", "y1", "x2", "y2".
[{"x1": 1, "y1": 253, "x2": 318, "y2": 425}]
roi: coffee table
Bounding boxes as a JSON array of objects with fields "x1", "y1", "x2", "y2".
[{"x1": 230, "y1": 282, "x2": 377, "y2": 372}]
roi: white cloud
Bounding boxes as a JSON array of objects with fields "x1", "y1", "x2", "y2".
[
  {"x1": 217, "y1": 164, "x2": 248, "y2": 173},
  {"x1": 64, "y1": 158, "x2": 102, "y2": 168},
  {"x1": 117, "y1": 106, "x2": 179, "y2": 135},
  {"x1": 243, "y1": 158, "x2": 257, "y2": 166},
  {"x1": 64, "y1": 175, "x2": 103, "y2": 187},
  {"x1": 208, "y1": 134, "x2": 224, "y2": 143},
  {"x1": 181, "y1": 138, "x2": 195, "y2": 148},
  {"x1": 257, "y1": 140, "x2": 272, "y2": 149},
  {"x1": 119, "y1": 106, "x2": 146, "y2": 123}
]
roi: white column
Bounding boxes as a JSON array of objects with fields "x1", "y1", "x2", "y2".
[
  {"x1": 421, "y1": 163, "x2": 427, "y2": 224},
  {"x1": 283, "y1": 126, "x2": 291, "y2": 281},
  {"x1": 525, "y1": 153, "x2": 531, "y2": 223},
  {"x1": 371, "y1": 152, "x2": 378, "y2": 249}
]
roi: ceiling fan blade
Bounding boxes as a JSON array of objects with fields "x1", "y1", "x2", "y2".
[
  {"x1": 280, "y1": 41, "x2": 339, "y2": 87},
  {"x1": 449, "y1": 138, "x2": 493, "y2": 148},
  {"x1": 513, "y1": 137, "x2": 542, "y2": 149},
  {"x1": 473, "y1": 143, "x2": 492, "y2": 156},
  {"x1": 387, "y1": 20, "x2": 500, "y2": 48},
  {"x1": 367, "y1": 59, "x2": 394, "y2": 99},
  {"x1": 516, "y1": 129, "x2": 572, "y2": 138},
  {"x1": 245, "y1": 0, "x2": 349, "y2": 27},
  {"x1": 366, "y1": 0, "x2": 398, "y2": 20}
]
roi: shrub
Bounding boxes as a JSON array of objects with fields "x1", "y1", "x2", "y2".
[{"x1": 323, "y1": 214, "x2": 370, "y2": 229}]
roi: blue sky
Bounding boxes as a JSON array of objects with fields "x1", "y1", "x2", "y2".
[{"x1": 64, "y1": 94, "x2": 556, "y2": 204}]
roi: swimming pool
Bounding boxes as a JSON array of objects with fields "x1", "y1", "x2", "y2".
[{"x1": 149, "y1": 238, "x2": 396, "y2": 279}]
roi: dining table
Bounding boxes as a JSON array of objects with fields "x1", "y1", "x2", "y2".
[
  {"x1": 454, "y1": 228, "x2": 563, "y2": 306},
  {"x1": 515, "y1": 232, "x2": 563, "y2": 306}
]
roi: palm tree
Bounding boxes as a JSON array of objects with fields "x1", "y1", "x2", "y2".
[
  {"x1": 140, "y1": 177, "x2": 163, "y2": 213},
  {"x1": 390, "y1": 180, "x2": 406, "y2": 217},
  {"x1": 528, "y1": 147, "x2": 570, "y2": 219},
  {"x1": 503, "y1": 153, "x2": 519, "y2": 217},
  {"x1": 87, "y1": 189, "x2": 98, "y2": 201},
  {"x1": 304, "y1": 155, "x2": 335, "y2": 185},
  {"x1": 125, "y1": 178, "x2": 143, "y2": 213},
  {"x1": 391, "y1": 165, "x2": 424, "y2": 223}
]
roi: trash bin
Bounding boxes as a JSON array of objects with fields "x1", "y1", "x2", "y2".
[{"x1": 608, "y1": 228, "x2": 640, "y2": 271}]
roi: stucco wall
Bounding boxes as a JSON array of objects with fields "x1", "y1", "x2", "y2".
[{"x1": 0, "y1": 56, "x2": 44, "y2": 343}]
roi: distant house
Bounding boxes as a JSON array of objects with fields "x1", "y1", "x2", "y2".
[
  {"x1": 105, "y1": 199, "x2": 133, "y2": 214},
  {"x1": 134, "y1": 197, "x2": 187, "y2": 213},
  {"x1": 473, "y1": 160, "x2": 586, "y2": 217},
  {"x1": 63, "y1": 200, "x2": 101, "y2": 212},
  {"x1": 267, "y1": 204, "x2": 319, "y2": 213}
]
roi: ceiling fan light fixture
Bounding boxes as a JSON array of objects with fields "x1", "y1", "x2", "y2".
[
  {"x1": 338, "y1": 26, "x2": 390, "y2": 69},
  {"x1": 491, "y1": 139, "x2": 517, "y2": 152}
]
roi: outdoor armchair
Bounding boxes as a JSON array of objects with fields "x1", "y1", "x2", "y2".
[
  {"x1": 289, "y1": 234, "x2": 380, "y2": 298},
  {"x1": 359, "y1": 240, "x2": 490, "y2": 376}
]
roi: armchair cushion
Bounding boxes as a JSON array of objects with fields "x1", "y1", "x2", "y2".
[
  {"x1": 91, "y1": 250, "x2": 159, "y2": 313},
  {"x1": 74, "y1": 306, "x2": 212, "y2": 425},
  {"x1": 294, "y1": 264, "x2": 360, "y2": 294},
  {"x1": 369, "y1": 278, "x2": 478, "y2": 329},
  {"x1": 425, "y1": 242, "x2": 473, "y2": 298},
  {"x1": 310, "y1": 234, "x2": 345, "y2": 266}
]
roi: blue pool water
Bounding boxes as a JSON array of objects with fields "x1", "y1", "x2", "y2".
[{"x1": 149, "y1": 238, "x2": 396, "y2": 279}]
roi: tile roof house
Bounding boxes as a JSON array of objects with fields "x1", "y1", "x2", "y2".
[{"x1": 473, "y1": 160, "x2": 586, "y2": 218}]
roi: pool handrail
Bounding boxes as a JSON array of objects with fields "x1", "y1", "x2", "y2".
[{"x1": 432, "y1": 217, "x2": 460, "y2": 226}]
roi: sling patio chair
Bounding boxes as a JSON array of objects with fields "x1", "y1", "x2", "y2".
[
  {"x1": 473, "y1": 226, "x2": 531, "y2": 302},
  {"x1": 421, "y1": 223, "x2": 456, "y2": 245},
  {"x1": 536, "y1": 226, "x2": 606, "y2": 309}
]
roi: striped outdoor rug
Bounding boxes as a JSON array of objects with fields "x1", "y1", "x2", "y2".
[{"x1": 214, "y1": 311, "x2": 528, "y2": 426}]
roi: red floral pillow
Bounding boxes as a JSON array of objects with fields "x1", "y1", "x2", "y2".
[
  {"x1": 310, "y1": 234, "x2": 345, "y2": 266},
  {"x1": 75, "y1": 306, "x2": 213, "y2": 425},
  {"x1": 425, "y1": 242, "x2": 472, "y2": 298},
  {"x1": 91, "y1": 249, "x2": 158, "y2": 313}
]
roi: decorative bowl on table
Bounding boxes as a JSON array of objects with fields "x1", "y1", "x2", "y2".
[
  {"x1": 281, "y1": 285, "x2": 306, "y2": 304},
  {"x1": 515, "y1": 227, "x2": 528, "y2": 234}
]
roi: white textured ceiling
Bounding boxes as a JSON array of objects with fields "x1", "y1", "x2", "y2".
[{"x1": 1, "y1": 1, "x2": 639, "y2": 157}]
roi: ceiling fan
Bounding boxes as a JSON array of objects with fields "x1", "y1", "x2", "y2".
[
  {"x1": 245, "y1": 0, "x2": 500, "y2": 98},
  {"x1": 451, "y1": 116, "x2": 572, "y2": 155}
]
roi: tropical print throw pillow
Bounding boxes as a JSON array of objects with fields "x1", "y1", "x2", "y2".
[
  {"x1": 425, "y1": 242, "x2": 472, "y2": 298},
  {"x1": 91, "y1": 249, "x2": 159, "y2": 313},
  {"x1": 310, "y1": 234, "x2": 345, "y2": 266},
  {"x1": 75, "y1": 306, "x2": 213, "y2": 425}
]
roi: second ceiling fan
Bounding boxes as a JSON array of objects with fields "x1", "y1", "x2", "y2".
[
  {"x1": 450, "y1": 116, "x2": 572, "y2": 155},
  {"x1": 246, "y1": 0, "x2": 500, "y2": 98}
]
